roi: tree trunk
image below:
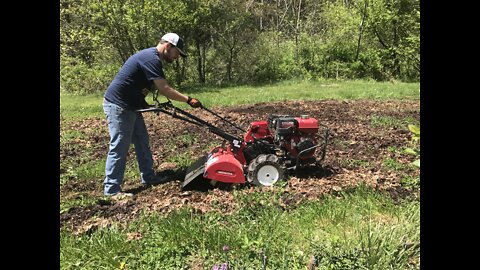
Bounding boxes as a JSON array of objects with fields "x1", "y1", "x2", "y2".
[
  {"x1": 294, "y1": 0, "x2": 302, "y2": 61},
  {"x1": 202, "y1": 43, "x2": 206, "y2": 83},
  {"x1": 196, "y1": 41, "x2": 205, "y2": 83},
  {"x1": 140, "y1": 0, "x2": 149, "y2": 49},
  {"x1": 392, "y1": 18, "x2": 400, "y2": 78},
  {"x1": 260, "y1": 0, "x2": 263, "y2": 30},
  {"x1": 227, "y1": 37, "x2": 237, "y2": 83},
  {"x1": 355, "y1": 0, "x2": 368, "y2": 61}
]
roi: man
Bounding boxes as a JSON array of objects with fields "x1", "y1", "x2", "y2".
[{"x1": 102, "y1": 33, "x2": 202, "y2": 198}]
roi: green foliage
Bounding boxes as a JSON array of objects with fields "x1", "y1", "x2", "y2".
[
  {"x1": 60, "y1": 0, "x2": 420, "y2": 94},
  {"x1": 166, "y1": 153, "x2": 196, "y2": 170},
  {"x1": 404, "y1": 124, "x2": 420, "y2": 168},
  {"x1": 60, "y1": 226, "x2": 139, "y2": 269},
  {"x1": 365, "y1": 0, "x2": 420, "y2": 81},
  {"x1": 408, "y1": 124, "x2": 420, "y2": 141},
  {"x1": 60, "y1": 0, "x2": 99, "y2": 64},
  {"x1": 354, "y1": 49, "x2": 386, "y2": 80},
  {"x1": 60, "y1": 92, "x2": 105, "y2": 120},
  {"x1": 60, "y1": 54, "x2": 119, "y2": 94},
  {"x1": 411, "y1": 159, "x2": 420, "y2": 168},
  {"x1": 249, "y1": 31, "x2": 299, "y2": 83}
]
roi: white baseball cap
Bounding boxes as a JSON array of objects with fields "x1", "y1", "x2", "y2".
[{"x1": 161, "y1": 33, "x2": 187, "y2": 57}]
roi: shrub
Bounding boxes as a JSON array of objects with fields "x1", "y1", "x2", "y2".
[{"x1": 60, "y1": 55, "x2": 119, "y2": 94}]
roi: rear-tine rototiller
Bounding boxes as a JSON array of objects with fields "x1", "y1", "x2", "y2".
[{"x1": 137, "y1": 93, "x2": 329, "y2": 191}]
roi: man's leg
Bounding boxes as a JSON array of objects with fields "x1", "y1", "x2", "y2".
[
  {"x1": 103, "y1": 101, "x2": 136, "y2": 195},
  {"x1": 131, "y1": 113, "x2": 157, "y2": 184}
]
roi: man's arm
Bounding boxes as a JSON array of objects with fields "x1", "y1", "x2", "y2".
[
  {"x1": 153, "y1": 78, "x2": 203, "y2": 108},
  {"x1": 153, "y1": 78, "x2": 188, "y2": 102}
]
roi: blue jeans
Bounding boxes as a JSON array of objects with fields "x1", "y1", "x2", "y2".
[{"x1": 103, "y1": 100, "x2": 156, "y2": 195}]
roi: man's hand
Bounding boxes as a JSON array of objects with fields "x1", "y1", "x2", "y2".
[{"x1": 187, "y1": 96, "x2": 203, "y2": 108}]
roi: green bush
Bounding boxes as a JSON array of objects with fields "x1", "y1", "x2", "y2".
[
  {"x1": 250, "y1": 31, "x2": 295, "y2": 83},
  {"x1": 60, "y1": 55, "x2": 119, "y2": 94}
]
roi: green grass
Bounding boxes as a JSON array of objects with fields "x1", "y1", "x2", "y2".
[
  {"x1": 60, "y1": 92, "x2": 105, "y2": 120},
  {"x1": 370, "y1": 115, "x2": 418, "y2": 130},
  {"x1": 165, "y1": 152, "x2": 197, "y2": 169},
  {"x1": 60, "y1": 157, "x2": 105, "y2": 185},
  {"x1": 60, "y1": 186, "x2": 420, "y2": 269},
  {"x1": 400, "y1": 175, "x2": 420, "y2": 189},
  {"x1": 184, "y1": 79, "x2": 419, "y2": 107},
  {"x1": 60, "y1": 79, "x2": 419, "y2": 121},
  {"x1": 383, "y1": 158, "x2": 415, "y2": 172},
  {"x1": 60, "y1": 193, "x2": 99, "y2": 214}
]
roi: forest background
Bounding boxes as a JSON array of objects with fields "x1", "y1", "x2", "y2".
[{"x1": 60, "y1": 0, "x2": 420, "y2": 94}]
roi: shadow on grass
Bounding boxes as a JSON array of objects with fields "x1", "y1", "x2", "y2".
[
  {"x1": 123, "y1": 163, "x2": 338, "y2": 195},
  {"x1": 124, "y1": 169, "x2": 186, "y2": 194},
  {"x1": 180, "y1": 164, "x2": 337, "y2": 192},
  {"x1": 290, "y1": 164, "x2": 337, "y2": 179}
]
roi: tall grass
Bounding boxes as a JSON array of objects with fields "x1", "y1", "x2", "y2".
[{"x1": 60, "y1": 186, "x2": 420, "y2": 269}]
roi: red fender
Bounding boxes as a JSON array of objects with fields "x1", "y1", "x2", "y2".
[{"x1": 204, "y1": 150, "x2": 245, "y2": 184}]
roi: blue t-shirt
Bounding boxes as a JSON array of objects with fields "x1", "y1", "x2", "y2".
[{"x1": 104, "y1": 47, "x2": 165, "y2": 110}]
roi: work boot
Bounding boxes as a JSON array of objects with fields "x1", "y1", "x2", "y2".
[{"x1": 143, "y1": 175, "x2": 170, "y2": 186}]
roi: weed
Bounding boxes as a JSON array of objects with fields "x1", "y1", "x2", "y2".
[
  {"x1": 180, "y1": 134, "x2": 197, "y2": 145},
  {"x1": 387, "y1": 146, "x2": 400, "y2": 153},
  {"x1": 342, "y1": 158, "x2": 370, "y2": 169},
  {"x1": 166, "y1": 153, "x2": 196, "y2": 169},
  {"x1": 383, "y1": 158, "x2": 411, "y2": 172},
  {"x1": 404, "y1": 124, "x2": 420, "y2": 168},
  {"x1": 400, "y1": 175, "x2": 420, "y2": 189},
  {"x1": 370, "y1": 115, "x2": 418, "y2": 130},
  {"x1": 60, "y1": 193, "x2": 98, "y2": 214}
]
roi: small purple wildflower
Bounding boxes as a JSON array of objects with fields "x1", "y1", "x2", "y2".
[
  {"x1": 223, "y1": 245, "x2": 230, "y2": 252},
  {"x1": 212, "y1": 264, "x2": 219, "y2": 270},
  {"x1": 220, "y1": 262, "x2": 229, "y2": 270}
]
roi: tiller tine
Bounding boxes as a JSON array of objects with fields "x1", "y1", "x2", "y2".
[{"x1": 182, "y1": 154, "x2": 209, "y2": 190}]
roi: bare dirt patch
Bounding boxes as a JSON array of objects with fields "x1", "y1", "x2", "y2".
[{"x1": 60, "y1": 99, "x2": 420, "y2": 234}]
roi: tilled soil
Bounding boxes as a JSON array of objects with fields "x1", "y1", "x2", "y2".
[{"x1": 60, "y1": 99, "x2": 420, "y2": 235}]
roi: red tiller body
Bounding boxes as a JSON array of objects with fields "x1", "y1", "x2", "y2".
[{"x1": 243, "y1": 121, "x2": 272, "y2": 143}]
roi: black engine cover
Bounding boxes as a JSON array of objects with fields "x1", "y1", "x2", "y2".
[{"x1": 296, "y1": 138, "x2": 315, "y2": 157}]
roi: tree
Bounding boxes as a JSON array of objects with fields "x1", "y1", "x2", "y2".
[{"x1": 365, "y1": 0, "x2": 420, "y2": 79}]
